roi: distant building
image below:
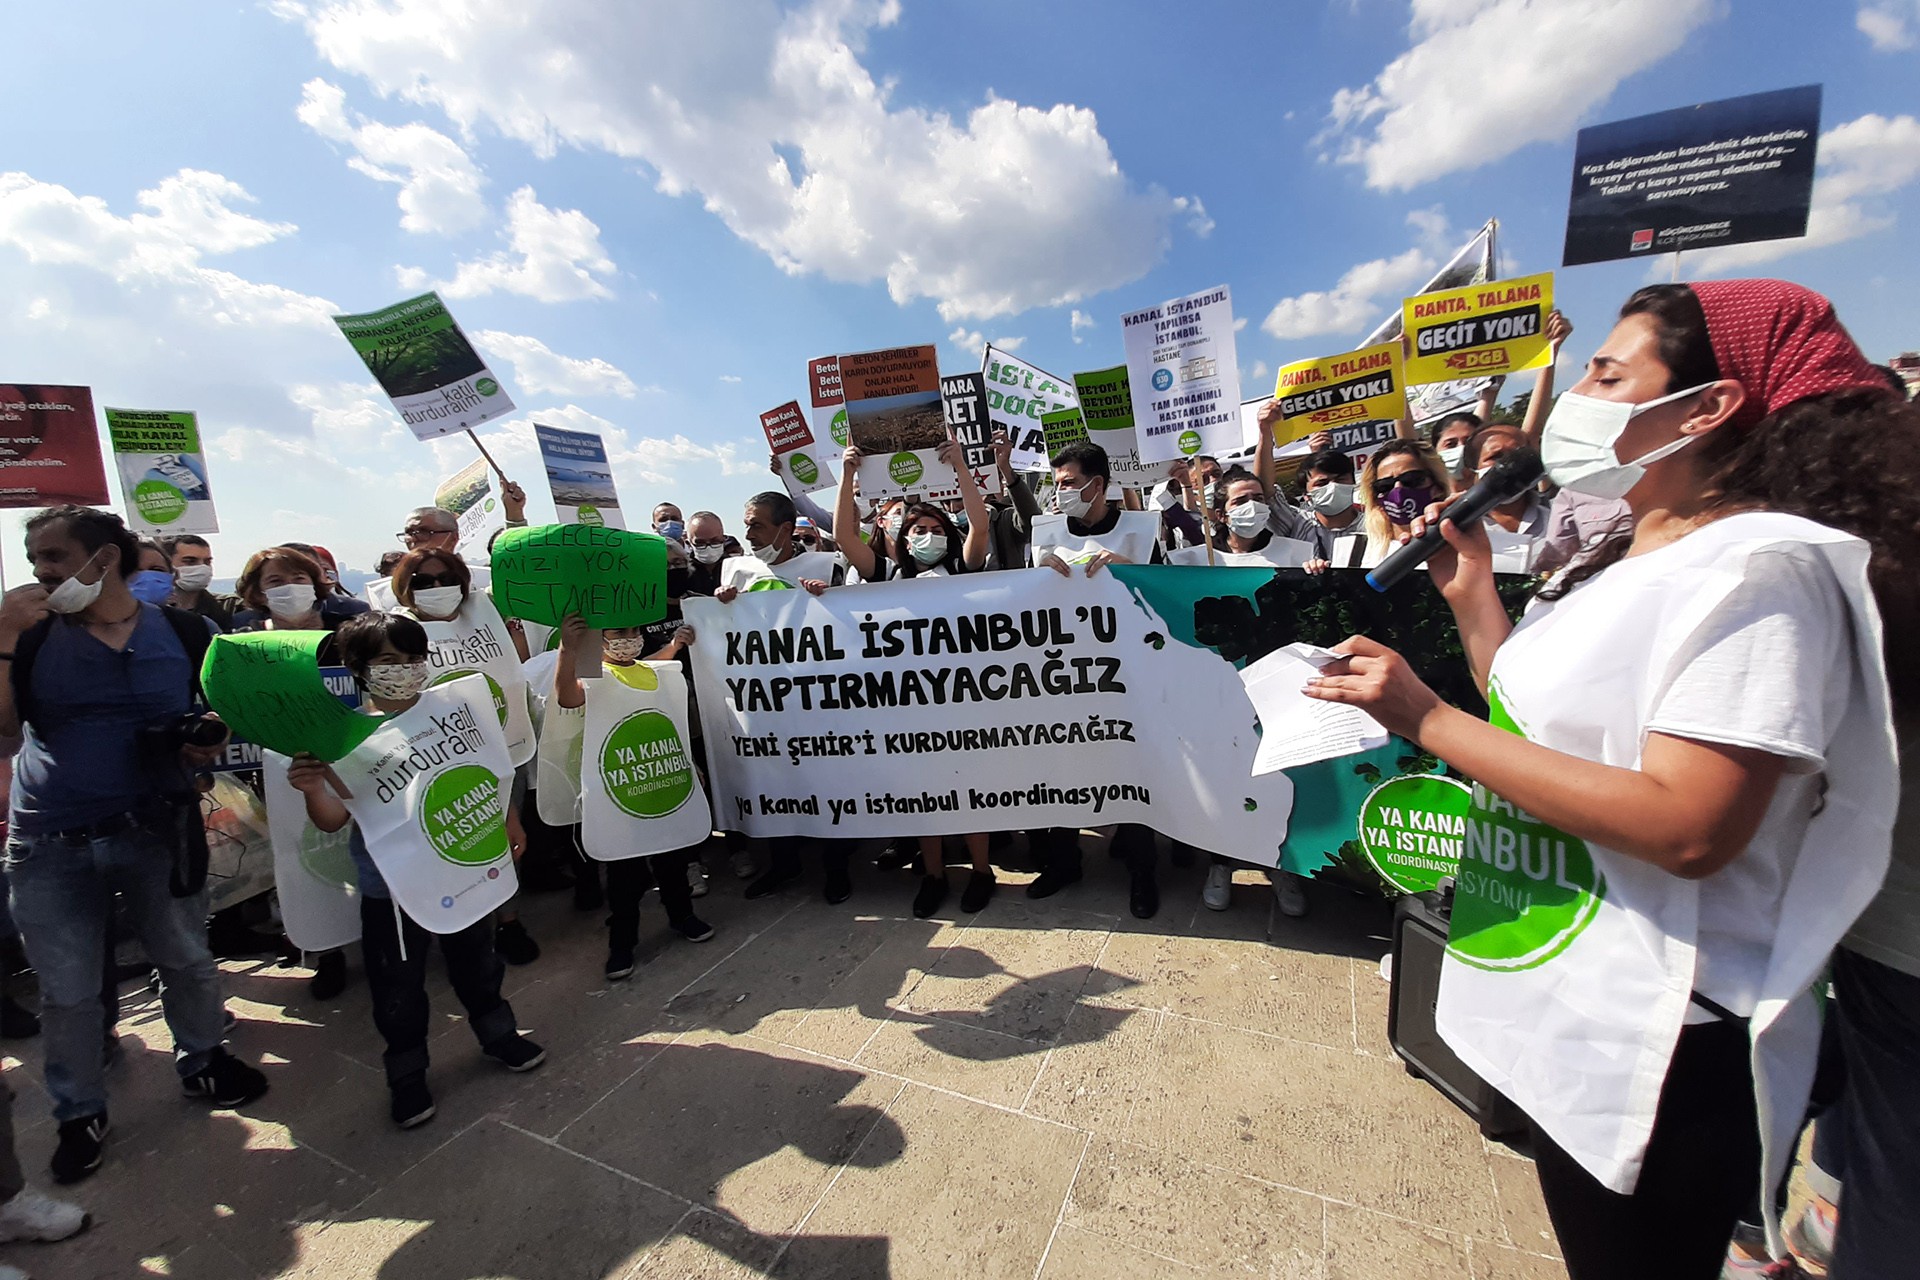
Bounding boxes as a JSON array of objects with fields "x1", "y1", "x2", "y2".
[{"x1": 1892, "y1": 352, "x2": 1919, "y2": 400}]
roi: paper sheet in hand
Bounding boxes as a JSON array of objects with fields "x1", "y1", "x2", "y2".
[{"x1": 1241, "y1": 644, "x2": 1387, "y2": 775}]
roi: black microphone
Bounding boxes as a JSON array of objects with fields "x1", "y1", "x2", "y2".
[{"x1": 1365, "y1": 448, "x2": 1545, "y2": 592}]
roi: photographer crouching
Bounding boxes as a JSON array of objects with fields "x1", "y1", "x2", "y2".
[{"x1": 0, "y1": 506, "x2": 267, "y2": 1186}]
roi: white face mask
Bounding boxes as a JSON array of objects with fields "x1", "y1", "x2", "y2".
[
  {"x1": 907, "y1": 530, "x2": 948, "y2": 565},
  {"x1": 1438, "y1": 443, "x2": 1466, "y2": 473},
  {"x1": 603, "y1": 634, "x2": 646, "y2": 662},
  {"x1": 691, "y1": 543, "x2": 726, "y2": 565},
  {"x1": 1541, "y1": 384, "x2": 1713, "y2": 499},
  {"x1": 45, "y1": 552, "x2": 107, "y2": 615},
  {"x1": 1307, "y1": 480, "x2": 1356, "y2": 515},
  {"x1": 749, "y1": 540, "x2": 782, "y2": 564},
  {"x1": 1055, "y1": 480, "x2": 1096, "y2": 519},
  {"x1": 362, "y1": 660, "x2": 431, "y2": 702},
  {"x1": 1226, "y1": 501, "x2": 1270, "y2": 538},
  {"x1": 173, "y1": 563, "x2": 214, "y2": 593},
  {"x1": 411, "y1": 585, "x2": 465, "y2": 619},
  {"x1": 264, "y1": 582, "x2": 317, "y2": 621}
]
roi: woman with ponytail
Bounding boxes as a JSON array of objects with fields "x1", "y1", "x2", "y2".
[{"x1": 1304, "y1": 280, "x2": 1915, "y2": 1278}]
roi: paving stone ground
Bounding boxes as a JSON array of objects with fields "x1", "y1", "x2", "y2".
[{"x1": 0, "y1": 835, "x2": 1569, "y2": 1279}]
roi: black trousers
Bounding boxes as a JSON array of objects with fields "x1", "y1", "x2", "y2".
[
  {"x1": 1530, "y1": 1019, "x2": 1758, "y2": 1280},
  {"x1": 763, "y1": 836, "x2": 852, "y2": 879},
  {"x1": 1032, "y1": 825, "x2": 1156, "y2": 878},
  {"x1": 359, "y1": 897, "x2": 517, "y2": 1087},
  {"x1": 605, "y1": 848, "x2": 696, "y2": 951}
]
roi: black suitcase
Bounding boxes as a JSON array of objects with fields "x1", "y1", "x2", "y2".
[{"x1": 1387, "y1": 888, "x2": 1531, "y2": 1145}]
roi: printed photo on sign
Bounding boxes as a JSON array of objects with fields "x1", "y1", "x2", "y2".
[
  {"x1": 535, "y1": 423, "x2": 626, "y2": 528},
  {"x1": 982, "y1": 345, "x2": 1076, "y2": 473},
  {"x1": 103, "y1": 407, "x2": 218, "y2": 536},
  {"x1": 0, "y1": 385, "x2": 111, "y2": 508},
  {"x1": 333, "y1": 291, "x2": 516, "y2": 440},
  {"x1": 1402, "y1": 272, "x2": 1554, "y2": 386},
  {"x1": 434, "y1": 456, "x2": 504, "y2": 559},
  {"x1": 1121, "y1": 284, "x2": 1245, "y2": 465},
  {"x1": 840, "y1": 344, "x2": 957, "y2": 500}
]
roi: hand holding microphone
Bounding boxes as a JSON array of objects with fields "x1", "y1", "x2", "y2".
[{"x1": 1365, "y1": 449, "x2": 1543, "y2": 592}]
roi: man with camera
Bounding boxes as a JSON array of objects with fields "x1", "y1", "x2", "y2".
[{"x1": 0, "y1": 507, "x2": 267, "y2": 1185}]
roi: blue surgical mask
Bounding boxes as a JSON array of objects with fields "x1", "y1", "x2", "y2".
[
  {"x1": 129, "y1": 569, "x2": 175, "y2": 604},
  {"x1": 657, "y1": 519, "x2": 686, "y2": 542}
]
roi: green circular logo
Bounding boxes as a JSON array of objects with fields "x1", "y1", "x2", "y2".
[
  {"x1": 1177, "y1": 430, "x2": 1203, "y2": 456},
  {"x1": 475, "y1": 377, "x2": 500, "y2": 397},
  {"x1": 789, "y1": 452, "x2": 819, "y2": 485},
  {"x1": 600, "y1": 709, "x2": 694, "y2": 819},
  {"x1": 830, "y1": 408, "x2": 849, "y2": 447},
  {"x1": 418, "y1": 764, "x2": 508, "y2": 866},
  {"x1": 430, "y1": 669, "x2": 508, "y2": 727},
  {"x1": 298, "y1": 822, "x2": 357, "y2": 891},
  {"x1": 577, "y1": 504, "x2": 604, "y2": 527},
  {"x1": 745, "y1": 577, "x2": 790, "y2": 591},
  {"x1": 1357, "y1": 775, "x2": 1471, "y2": 894},
  {"x1": 133, "y1": 479, "x2": 188, "y2": 524},
  {"x1": 888, "y1": 451, "x2": 924, "y2": 487}
]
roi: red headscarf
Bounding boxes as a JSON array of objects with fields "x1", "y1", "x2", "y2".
[{"x1": 1688, "y1": 279, "x2": 1885, "y2": 430}]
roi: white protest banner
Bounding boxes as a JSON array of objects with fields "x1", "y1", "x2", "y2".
[
  {"x1": 682, "y1": 570, "x2": 1293, "y2": 864},
  {"x1": 102, "y1": 408, "x2": 218, "y2": 536},
  {"x1": 333, "y1": 292, "x2": 516, "y2": 441},
  {"x1": 582, "y1": 665, "x2": 712, "y2": 860},
  {"x1": 535, "y1": 423, "x2": 626, "y2": 528},
  {"x1": 1122, "y1": 285, "x2": 1246, "y2": 464},
  {"x1": 263, "y1": 752, "x2": 363, "y2": 953},
  {"x1": 434, "y1": 457, "x2": 505, "y2": 560},
  {"x1": 807, "y1": 356, "x2": 849, "y2": 453},
  {"x1": 982, "y1": 346, "x2": 1076, "y2": 473},
  {"x1": 760, "y1": 400, "x2": 835, "y2": 495},
  {"x1": 418, "y1": 593, "x2": 536, "y2": 766},
  {"x1": 1362, "y1": 220, "x2": 1498, "y2": 425},
  {"x1": 329, "y1": 676, "x2": 517, "y2": 934},
  {"x1": 840, "y1": 344, "x2": 958, "y2": 500}
]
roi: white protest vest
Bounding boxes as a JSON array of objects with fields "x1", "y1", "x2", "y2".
[
  {"x1": 262, "y1": 751, "x2": 362, "y2": 952},
  {"x1": 408, "y1": 593, "x2": 535, "y2": 767},
  {"x1": 330, "y1": 677, "x2": 520, "y2": 934},
  {"x1": 1435, "y1": 513, "x2": 1896, "y2": 1251},
  {"x1": 1168, "y1": 537, "x2": 1315, "y2": 568},
  {"x1": 581, "y1": 664, "x2": 709, "y2": 860},
  {"x1": 1029, "y1": 510, "x2": 1158, "y2": 566},
  {"x1": 720, "y1": 550, "x2": 843, "y2": 593}
]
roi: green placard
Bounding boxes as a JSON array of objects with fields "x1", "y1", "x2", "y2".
[
  {"x1": 201, "y1": 632, "x2": 382, "y2": 763},
  {"x1": 489, "y1": 523, "x2": 668, "y2": 629},
  {"x1": 1072, "y1": 366, "x2": 1133, "y2": 434},
  {"x1": 1356, "y1": 774, "x2": 1472, "y2": 894},
  {"x1": 1041, "y1": 407, "x2": 1087, "y2": 458}
]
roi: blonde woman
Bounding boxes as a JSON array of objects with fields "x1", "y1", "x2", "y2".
[{"x1": 1355, "y1": 441, "x2": 1455, "y2": 566}]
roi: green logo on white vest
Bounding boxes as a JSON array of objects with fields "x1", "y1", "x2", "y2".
[
  {"x1": 430, "y1": 669, "x2": 508, "y2": 727},
  {"x1": 601, "y1": 709, "x2": 694, "y2": 818},
  {"x1": 419, "y1": 765, "x2": 508, "y2": 867},
  {"x1": 1357, "y1": 775, "x2": 1470, "y2": 894}
]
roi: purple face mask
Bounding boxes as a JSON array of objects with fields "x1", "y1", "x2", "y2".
[{"x1": 1379, "y1": 481, "x2": 1434, "y2": 526}]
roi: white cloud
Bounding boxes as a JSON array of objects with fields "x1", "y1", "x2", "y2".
[
  {"x1": 285, "y1": 0, "x2": 1200, "y2": 320},
  {"x1": 296, "y1": 78, "x2": 487, "y2": 234},
  {"x1": 947, "y1": 327, "x2": 1024, "y2": 359},
  {"x1": 1261, "y1": 203, "x2": 1451, "y2": 344},
  {"x1": 1320, "y1": 0, "x2": 1716, "y2": 190},
  {"x1": 1684, "y1": 114, "x2": 1920, "y2": 275},
  {"x1": 473, "y1": 329, "x2": 638, "y2": 398},
  {"x1": 718, "y1": 374, "x2": 742, "y2": 383},
  {"x1": 1858, "y1": 2, "x2": 1918, "y2": 48},
  {"x1": 1069, "y1": 309, "x2": 1095, "y2": 343},
  {"x1": 398, "y1": 186, "x2": 616, "y2": 302}
]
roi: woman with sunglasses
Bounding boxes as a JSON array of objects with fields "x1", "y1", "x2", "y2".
[
  {"x1": 389, "y1": 548, "x2": 543, "y2": 968},
  {"x1": 1349, "y1": 441, "x2": 1455, "y2": 568}
]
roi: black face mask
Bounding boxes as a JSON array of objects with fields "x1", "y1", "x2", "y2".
[{"x1": 665, "y1": 566, "x2": 691, "y2": 597}]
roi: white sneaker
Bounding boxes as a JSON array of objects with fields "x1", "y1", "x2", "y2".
[
  {"x1": 0, "y1": 1187, "x2": 89, "y2": 1243},
  {"x1": 687, "y1": 861, "x2": 710, "y2": 899},
  {"x1": 0, "y1": 1263, "x2": 28, "y2": 1280},
  {"x1": 1273, "y1": 872, "x2": 1309, "y2": 918},
  {"x1": 1202, "y1": 863, "x2": 1232, "y2": 911}
]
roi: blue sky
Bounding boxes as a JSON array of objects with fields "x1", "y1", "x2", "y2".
[{"x1": 2, "y1": 0, "x2": 1916, "y2": 584}]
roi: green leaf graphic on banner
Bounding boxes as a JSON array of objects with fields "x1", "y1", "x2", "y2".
[
  {"x1": 490, "y1": 524, "x2": 667, "y2": 629},
  {"x1": 201, "y1": 632, "x2": 382, "y2": 763}
]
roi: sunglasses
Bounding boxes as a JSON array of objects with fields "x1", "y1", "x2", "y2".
[
  {"x1": 399, "y1": 526, "x2": 455, "y2": 542},
  {"x1": 409, "y1": 573, "x2": 462, "y2": 591},
  {"x1": 1371, "y1": 478, "x2": 1431, "y2": 501}
]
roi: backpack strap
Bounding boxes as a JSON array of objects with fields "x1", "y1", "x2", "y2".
[
  {"x1": 7, "y1": 615, "x2": 57, "y2": 731},
  {"x1": 158, "y1": 606, "x2": 213, "y2": 705}
]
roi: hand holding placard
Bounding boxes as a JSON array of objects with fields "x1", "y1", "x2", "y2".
[
  {"x1": 201, "y1": 632, "x2": 382, "y2": 763},
  {"x1": 489, "y1": 524, "x2": 667, "y2": 628}
]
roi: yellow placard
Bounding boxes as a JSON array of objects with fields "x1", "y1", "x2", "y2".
[
  {"x1": 1270, "y1": 342, "x2": 1405, "y2": 445},
  {"x1": 1402, "y1": 271, "x2": 1554, "y2": 386}
]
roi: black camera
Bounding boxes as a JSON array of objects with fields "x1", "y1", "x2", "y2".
[{"x1": 139, "y1": 713, "x2": 230, "y2": 756}]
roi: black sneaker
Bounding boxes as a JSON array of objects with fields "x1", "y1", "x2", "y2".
[
  {"x1": 181, "y1": 1047, "x2": 270, "y2": 1108},
  {"x1": 308, "y1": 949, "x2": 348, "y2": 1001},
  {"x1": 1025, "y1": 867, "x2": 1082, "y2": 900},
  {"x1": 50, "y1": 1113, "x2": 109, "y2": 1185},
  {"x1": 744, "y1": 866, "x2": 799, "y2": 900},
  {"x1": 669, "y1": 914, "x2": 716, "y2": 944},
  {"x1": 605, "y1": 947, "x2": 637, "y2": 982},
  {"x1": 390, "y1": 1076, "x2": 435, "y2": 1129},
  {"x1": 960, "y1": 869, "x2": 997, "y2": 913},
  {"x1": 874, "y1": 844, "x2": 915, "y2": 872},
  {"x1": 484, "y1": 1034, "x2": 547, "y2": 1073},
  {"x1": 1129, "y1": 868, "x2": 1160, "y2": 920},
  {"x1": 911, "y1": 874, "x2": 947, "y2": 919},
  {"x1": 0, "y1": 994, "x2": 40, "y2": 1040},
  {"x1": 822, "y1": 867, "x2": 853, "y2": 905},
  {"x1": 494, "y1": 919, "x2": 541, "y2": 966}
]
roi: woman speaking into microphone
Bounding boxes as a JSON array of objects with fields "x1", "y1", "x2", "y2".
[{"x1": 1304, "y1": 280, "x2": 1917, "y2": 1278}]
